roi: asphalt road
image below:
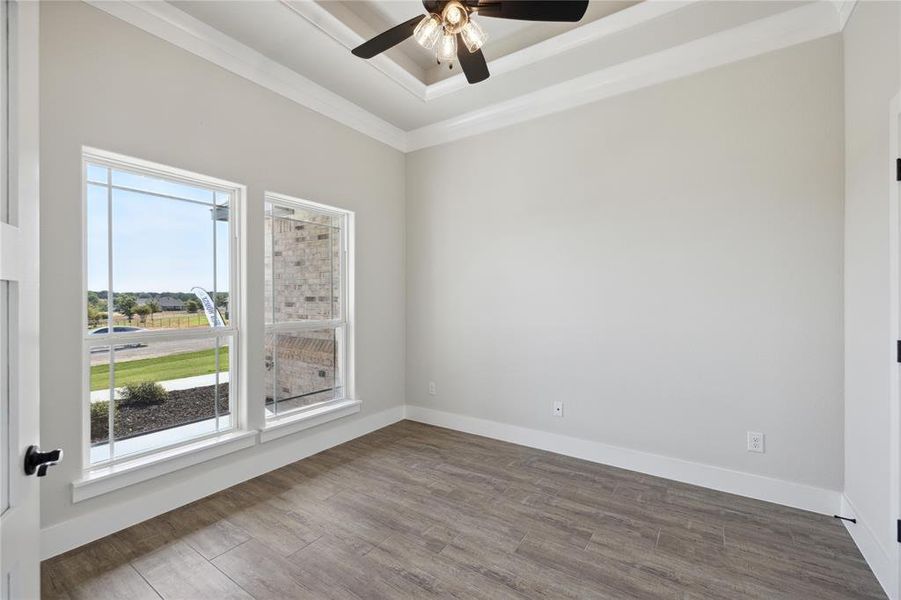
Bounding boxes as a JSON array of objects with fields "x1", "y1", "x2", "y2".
[{"x1": 89, "y1": 334, "x2": 225, "y2": 365}]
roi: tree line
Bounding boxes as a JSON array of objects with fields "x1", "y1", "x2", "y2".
[
  {"x1": 87, "y1": 291, "x2": 228, "y2": 328},
  {"x1": 88, "y1": 291, "x2": 229, "y2": 303}
]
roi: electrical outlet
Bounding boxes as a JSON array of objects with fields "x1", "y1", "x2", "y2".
[
  {"x1": 552, "y1": 401, "x2": 563, "y2": 417},
  {"x1": 428, "y1": 381, "x2": 437, "y2": 396},
  {"x1": 747, "y1": 431, "x2": 764, "y2": 453}
]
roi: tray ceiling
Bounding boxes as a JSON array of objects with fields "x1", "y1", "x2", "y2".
[
  {"x1": 316, "y1": 0, "x2": 640, "y2": 82},
  {"x1": 108, "y1": 1, "x2": 849, "y2": 149}
]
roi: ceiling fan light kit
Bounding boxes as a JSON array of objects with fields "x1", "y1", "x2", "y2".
[
  {"x1": 415, "y1": 1, "x2": 486, "y2": 64},
  {"x1": 442, "y1": 1, "x2": 467, "y2": 33},
  {"x1": 413, "y1": 13, "x2": 442, "y2": 49},
  {"x1": 436, "y1": 31, "x2": 458, "y2": 62},
  {"x1": 351, "y1": 1, "x2": 589, "y2": 85},
  {"x1": 460, "y1": 18, "x2": 487, "y2": 53}
]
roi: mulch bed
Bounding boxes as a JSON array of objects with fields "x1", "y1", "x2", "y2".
[{"x1": 91, "y1": 383, "x2": 229, "y2": 444}]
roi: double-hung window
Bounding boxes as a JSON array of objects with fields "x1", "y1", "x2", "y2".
[
  {"x1": 264, "y1": 193, "x2": 353, "y2": 419},
  {"x1": 83, "y1": 148, "x2": 242, "y2": 466},
  {"x1": 80, "y1": 150, "x2": 355, "y2": 485}
]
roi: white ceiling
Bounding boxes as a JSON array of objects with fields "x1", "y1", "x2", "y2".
[{"x1": 130, "y1": 0, "x2": 853, "y2": 148}]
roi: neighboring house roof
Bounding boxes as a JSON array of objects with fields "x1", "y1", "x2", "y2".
[
  {"x1": 157, "y1": 296, "x2": 184, "y2": 308},
  {"x1": 136, "y1": 296, "x2": 152, "y2": 305}
]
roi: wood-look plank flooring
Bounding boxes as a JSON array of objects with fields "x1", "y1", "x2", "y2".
[{"x1": 42, "y1": 421, "x2": 886, "y2": 599}]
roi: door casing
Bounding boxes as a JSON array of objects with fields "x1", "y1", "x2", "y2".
[{"x1": 0, "y1": 1, "x2": 42, "y2": 598}]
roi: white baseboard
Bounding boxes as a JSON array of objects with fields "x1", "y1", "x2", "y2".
[
  {"x1": 404, "y1": 405, "x2": 841, "y2": 516},
  {"x1": 841, "y1": 495, "x2": 898, "y2": 600},
  {"x1": 42, "y1": 402, "x2": 890, "y2": 599},
  {"x1": 40, "y1": 405, "x2": 405, "y2": 560},
  {"x1": 39, "y1": 403, "x2": 850, "y2": 562}
]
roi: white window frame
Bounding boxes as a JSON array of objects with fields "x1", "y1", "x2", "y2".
[
  {"x1": 262, "y1": 191, "x2": 355, "y2": 432},
  {"x1": 80, "y1": 147, "x2": 247, "y2": 472}
]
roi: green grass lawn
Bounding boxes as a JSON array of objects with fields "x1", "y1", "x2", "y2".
[
  {"x1": 91, "y1": 347, "x2": 229, "y2": 391},
  {"x1": 108, "y1": 312, "x2": 214, "y2": 330}
]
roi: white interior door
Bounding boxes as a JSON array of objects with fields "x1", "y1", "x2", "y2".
[
  {"x1": 0, "y1": 2, "x2": 41, "y2": 598},
  {"x1": 892, "y1": 87, "x2": 901, "y2": 600}
]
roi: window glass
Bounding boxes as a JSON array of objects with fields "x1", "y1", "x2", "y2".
[
  {"x1": 86, "y1": 183, "x2": 109, "y2": 331},
  {"x1": 110, "y1": 169, "x2": 215, "y2": 204},
  {"x1": 85, "y1": 155, "x2": 237, "y2": 465},
  {"x1": 264, "y1": 197, "x2": 349, "y2": 419},
  {"x1": 86, "y1": 164, "x2": 109, "y2": 185},
  {"x1": 88, "y1": 346, "x2": 112, "y2": 464},
  {"x1": 88, "y1": 336, "x2": 232, "y2": 464},
  {"x1": 265, "y1": 204, "x2": 341, "y2": 323},
  {"x1": 87, "y1": 166, "x2": 230, "y2": 333},
  {"x1": 265, "y1": 328, "x2": 340, "y2": 416}
]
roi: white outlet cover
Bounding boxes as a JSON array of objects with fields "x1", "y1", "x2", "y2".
[
  {"x1": 747, "y1": 431, "x2": 764, "y2": 453},
  {"x1": 553, "y1": 401, "x2": 563, "y2": 417},
  {"x1": 428, "y1": 382, "x2": 437, "y2": 396}
]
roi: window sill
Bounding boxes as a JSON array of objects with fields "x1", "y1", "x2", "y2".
[
  {"x1": 260, "y1": 398, "x2": 361, "y2": 443},
  {"x1": 71, "y1": 401, "x2": 361, "y2": 501},
  {"x1": 72, "y1": 429, "x2": 257, "y2": 503}
]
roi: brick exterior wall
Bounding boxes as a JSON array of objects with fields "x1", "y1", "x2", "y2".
[{"x1": 264, "y1": 214, "x2": 340, "y2": 408}]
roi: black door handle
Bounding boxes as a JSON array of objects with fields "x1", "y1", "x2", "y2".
[{"x1": 24, "y1": 445, "x2": 63, "y2": 477}]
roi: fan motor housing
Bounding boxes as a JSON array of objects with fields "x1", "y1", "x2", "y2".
[{"x1": 423, "y1": 1, "x2": 479, "y2": 15}]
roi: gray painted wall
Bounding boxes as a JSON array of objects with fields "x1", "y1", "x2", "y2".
[
  {"x1": 406, "y1": 36, "x2": 845, "y2": 491},
  {"x1": 39, "y1": 1, "x2": 405, "y2": 530}
]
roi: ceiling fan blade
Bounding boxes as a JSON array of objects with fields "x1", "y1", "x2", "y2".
[
  {"x1": 471, "y1": 1, "x2": 589, "y2": 22},
  {"x1": 351, "y1": 15, "x2": 424, "y2": 59},
  {"x1": 456, "y1": 35, "x2": 490, "y2": 84},
  {"x1": 422, "y1": 0, "x2": 443, "y2": 13}
]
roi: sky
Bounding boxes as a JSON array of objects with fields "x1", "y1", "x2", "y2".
[{"x1": 86, "y1": 164, "x2": 230, "y2": 295}]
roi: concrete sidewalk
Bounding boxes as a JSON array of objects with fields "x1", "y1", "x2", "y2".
[{"x1": 90, "y1": 371, "x2": 230, "y2": 403}]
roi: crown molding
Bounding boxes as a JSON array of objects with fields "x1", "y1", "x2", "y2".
[
  {"x1": 424, "y1": 0, "x2": 697, "y2": 101},
  {"x1": 87, "y1": 0, "x2": 843, "y2": 154},
  {"x1": 83, "y1": 0, "x2": 408, "y2": 151},
  {"x1": 406, "y1": 1, "x2": 842, "y2": 151},
  {"x1": 279, "y1": 0, "x2": 428, "y2": 102},
  {"x1": 279, "y1": 0, "x2": 698, "y2": 103},
  {"x1": 833, "y1": 0, "x2": 858, "y2": 31}
]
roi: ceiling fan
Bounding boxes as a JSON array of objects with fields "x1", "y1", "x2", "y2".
[{"x1": 351, "y1": 1, "x2": 590, "y2": 85}]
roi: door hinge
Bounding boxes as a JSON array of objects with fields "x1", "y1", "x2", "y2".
[
  {"x1": 897, "y1": 519, "x2": 901, "y2": 543},
  {"x1": 897, "y1": 158, "x2": 901, "y2": 182},
  {"x1": 897, "y1": 340, "x2": 901, "y2": 363}
]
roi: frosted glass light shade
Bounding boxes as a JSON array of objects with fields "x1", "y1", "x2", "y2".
[
  {"x1": 413, "y1": 14, "x2": 441, "y2": 49},
  {"x1": 437, "y1": 32, "x2": 457, "y2": 62},
  {"x1": 460, "y1": 19, "x2": 487, "y2": 52}
]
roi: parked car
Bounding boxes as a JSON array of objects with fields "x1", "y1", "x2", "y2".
[
  {"x1": 89, "y1": 326, "x2": 145, "y2": 335},
  {"x1": 89, "y1": 326, "x2": 147, "y2": 352}
]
